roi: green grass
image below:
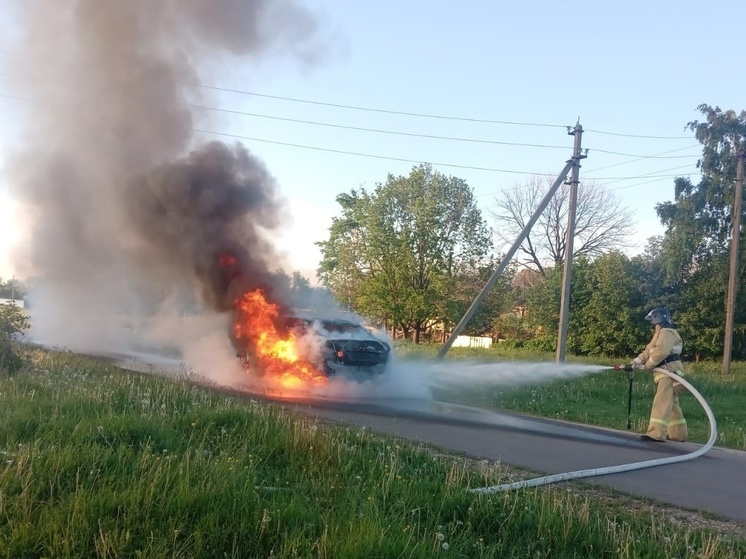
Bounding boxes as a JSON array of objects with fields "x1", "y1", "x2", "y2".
[
  {"x1": 396, "y1": 343, "x2": 746, "y2": 450},
  {"x1": 1, "y1": 349, "x2": 744, "y2": 558}
]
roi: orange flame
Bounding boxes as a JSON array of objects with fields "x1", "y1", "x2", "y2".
[{"x1": 232, "y1": 289, "x2": 328, "y2": 390}]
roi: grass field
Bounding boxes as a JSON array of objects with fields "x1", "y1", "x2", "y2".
[
  {"x1": 395, "y1": 343, "x2": 746, "y2": 450},
  {"x1": 1, "y1": 348, "x2": 745, "y2": 558}
]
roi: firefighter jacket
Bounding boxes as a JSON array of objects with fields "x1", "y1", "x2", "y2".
[{"x1": 633, "y1": 325, "x2": 684, "y2": 381}]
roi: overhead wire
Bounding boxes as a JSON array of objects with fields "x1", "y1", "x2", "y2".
[
  {"x1": 609, "y1": 175, "x2": 684, "y2": 192},
  {"x1": 192, "y1": 128, "x2": 554, "y2": 175},
  {"x1": 187, "y1": 103, "x2": 570, "y2": 150},
  {"x1": 188, "y1": 102, "x2": 700, "y2": 158},
  {"x1": 0, "y1": 90, "x2": 701, "y2": 181},
  {"x1": 188, "y1": 81, "x2": 695, "y2": 140},
  {"x1": 586, "y1": 163, "x2": 697, "y2": 185},
  {"x1": 195, "y1": 127, "x2": 698, "y2": 180},
  {"x1": 584, "y1": 145, "x2": 700, "y2": 173},
  {"x1": 0, "y1": 90, "x2": 699, "y2": 184},
  {"x1": 0, "y1": 75, "x2": 691, "y2": 157},
  {"x1": 0, "y1": 52, "x2": 695, "y2": 140},
  {"x1": 584, "y1": 127, "x2": 693, "y2": 140}
]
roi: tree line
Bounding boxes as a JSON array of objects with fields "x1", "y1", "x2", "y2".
[{"x1": 317, "y1": 105, "x2": 746, "y2": 361}]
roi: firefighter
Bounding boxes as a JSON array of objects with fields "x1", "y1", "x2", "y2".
[{"x1": 629, "y1": 307, "x2": 688, "y2": 442}]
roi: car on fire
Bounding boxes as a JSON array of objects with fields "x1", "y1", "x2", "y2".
[{"x1": 284, "y1": 314, "x2": 392, "y2": 379}]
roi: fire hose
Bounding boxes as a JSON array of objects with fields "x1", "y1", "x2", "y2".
[{"x1": 470, "y1": 367, "x2": 717, "y2": 494}]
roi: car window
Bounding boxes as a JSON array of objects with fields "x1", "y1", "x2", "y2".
[{"x1": 319, "y1": 321, "x2": 364, "y2": 334}]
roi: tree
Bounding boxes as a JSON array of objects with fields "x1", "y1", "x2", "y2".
[
  {"x1": 524, "y1": 256, "x2": 595, "y2": 353},
  {"x1": 657, "y1": 106, "x2": 746, "y2": 270},
  {"x1": 317, "y1": 164, "x2": 492, "y2": 343},
  {"x1": 271, "y1": 270, "x2": 334, "y2": 313},
  {"x1": 654, "y1": 105, "x2": 746, "y2": 360},
  {"x1": 0, "y1": 278, "x2": 26, "y2": 300},
  {"x1": 575, "y1": 251, "x2": 649, "y2": 357},
  {"x1": 442, "y1": 256, "x2": 515, "y2": 338},
  {"x1": 0, "y1": 302, "x2": 29, "y2": 374},
  {"x1": 490, "y1": 175, "x2": 636, "y2": 276}
]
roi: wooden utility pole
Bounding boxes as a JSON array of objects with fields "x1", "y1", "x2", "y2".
[
  {"x1": 722, "y1": 148, "x2": 745, "y2": 374},
  {"x1": 556, "y1": 123, "x2": 586, "y2": 363}
]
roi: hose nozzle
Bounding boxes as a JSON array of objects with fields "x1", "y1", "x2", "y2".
[{"x1": 613, "y1": 364, "x2": 634, "y2": 372}]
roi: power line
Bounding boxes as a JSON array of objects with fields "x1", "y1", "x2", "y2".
[
  {"x1": 190, "y1": 102, "x2": 701, "y2": 158},
  {"x1": 197, "y1": 127, "x2": 698, "y2": 180},
  {"x1": 0, "y1": 58, "x2": 696, "y2": 139},
  {"x1": 584, "y1": 145, "x2": 700, "y2": 173},
  {"x1": 587, "y1": 147, "x2": 697, "y2": 159},
  {"x1": 0, "y1": 86, "x2": 698, "y2": 159},
  {"x1": 193, "y1": 128, "x2": 557, "y2": 175},
  {"x1": 475, "y1": 163, "x2": 697, "y2": 200},
  {"x1": 588, "y1": 163, "x2": 697, "y2": 185},
  {"x1": 0, "y1": 77, "x2": 574, "y2": 152},
  {"x1": 0, "y1": 93, "x2": 569, "y2": 174},
  {"x1": 0, "y1": 64, "x2": 570, "y2": 129},
  {"x1": 190, "y1": 84, "x2": 694, "y2": 140},
  {"x1": 477, "y1": 172, "x2": 690, "y2": 211},
  {"x1": 609, "y1": 176, "x2": 684, "y2": 192},
  {"x1": 0, "y1": 93, "x2": 703, "y2": 180},
  {"x1": 189, "y1": 85, "x2": 571, "y2": 129},
  {"x1": 188, "y1": 103, "x2": 571, "y2": 150},
  {"x1": 3, "y1": 74, "x2": 695, "y2": 156},
  {"x1": 584, "y1": 127, "x2": 693, "y2": 140}
]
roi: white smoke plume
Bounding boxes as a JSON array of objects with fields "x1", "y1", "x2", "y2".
[{"x1": 4, "y1": 1, "x2": 324, "y2": 363}]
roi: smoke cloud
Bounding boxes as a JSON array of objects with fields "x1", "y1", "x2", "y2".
[{"x1": 4, "y1": 1, "x2": 323, "y2": 355}]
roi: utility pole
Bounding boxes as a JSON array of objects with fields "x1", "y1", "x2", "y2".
[
  {"x1": 556, "y1": 123, "x2": 586, "y2": 363},
  {"x1": 722, "y1": 148, "x2": 745, "y2": 374}
]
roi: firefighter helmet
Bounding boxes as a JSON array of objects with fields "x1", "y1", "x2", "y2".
[{"x1": 645, "y1": 307, "x2": 671, "y2": 326}]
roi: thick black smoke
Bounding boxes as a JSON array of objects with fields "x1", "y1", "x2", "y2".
[
  {"x1": 4, "y1": 0, "x2": 322, "y2": 352},
  {"x1": 126, "y1": 140, "x2": 284, "y2": 312}
]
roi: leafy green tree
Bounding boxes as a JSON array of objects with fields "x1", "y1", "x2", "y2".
[
  {"x1": 654, "y1": 105, "x2": 746, "y2": 360},
  {"x1": 443, "y1": 257, "x2": 515, "y2": 338},
  {"x1": 575, "y1": 251, "x2": 648, "y2": 357},
  {"x1": 271, "y1": 270, "x2": 333, "y2": 312},
  {"x1": 524, "y1": 256, "x2": 594, "y2": 353},
  {"x1": 318, "y1": 164, "x2": 492, "y2": 343},
  {"x1": 0, "y1": 302, "x2": 29, "y2": 374},
  {"x1": 0, "y1": 278, "x2": 26, "y2": 300}
]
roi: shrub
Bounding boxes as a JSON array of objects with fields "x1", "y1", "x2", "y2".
[{"x1": 0, "y1": 302, "x2": 29, "y2": 374}]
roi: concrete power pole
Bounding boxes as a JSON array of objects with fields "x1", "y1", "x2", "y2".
[
  {"x1": 556, "y1": 123, "x2": 586, "y2": 363},
  {"x1": 722, "y1": 148, "x2": 745, "y2": 374}
]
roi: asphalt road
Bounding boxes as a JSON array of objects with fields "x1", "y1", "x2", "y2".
[
  {"x1": 101, "y1": 351, "x2": 746, "y2": 524},
  {"x1": 281, "y1": 397, "x2": 746, "y2": 523}
]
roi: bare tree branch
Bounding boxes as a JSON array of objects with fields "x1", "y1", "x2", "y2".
[{"x1": 489, "y1": 175, "x2": 637, "y2": 276}]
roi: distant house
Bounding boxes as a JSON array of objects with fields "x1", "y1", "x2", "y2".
[{"x1": 450, "y1": 335, "x2": 492, "y2": 349}]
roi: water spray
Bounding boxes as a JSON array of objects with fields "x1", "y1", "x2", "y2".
[{"x1": 470, "y1": 367, "x2": 717, "y2": 494}]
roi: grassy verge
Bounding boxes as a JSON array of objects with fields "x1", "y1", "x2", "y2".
[
  {"x1": 0, "y1": 348, "x2": 744, "y2": 558},
  {"x1": 395, "y1": 343, "x2": 746, "y2": 450}
]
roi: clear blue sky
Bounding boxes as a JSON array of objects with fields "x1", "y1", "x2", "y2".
[{"x1": 1, "y1": 0, "x2": 744, "y2": 281}]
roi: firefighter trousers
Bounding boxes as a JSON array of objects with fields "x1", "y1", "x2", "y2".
[{"x1": 646, "y1": 374, "x2": 687, "y2": 442}]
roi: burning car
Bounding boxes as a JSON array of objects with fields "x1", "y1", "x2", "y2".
[
  {"x1": 284, "y1": 315, "x2": 392, "y2": 379},
  {"x1": 229, "y1": 285, "x2": 391, "y2": 389}
]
